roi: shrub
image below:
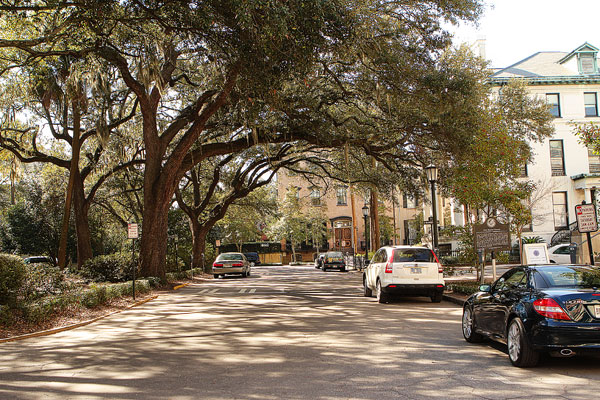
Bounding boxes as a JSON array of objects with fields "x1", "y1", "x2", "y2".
[
  {"x1": 522, "y1": 236, "x2": 545, "y2": 244},
  {"x1": 0, "y1": 254, "x2": 26, "y2": 305},
  {"x1": 440, "y1": 256, "x2": 459, "y2": 266},
  {"x1": 447, "y1": 281, "x2": 482, "y2": 296},
  {"x1": 165, "y1": 268, "x2": 204, "y2": 282},
  {"x1": 20, "y1": 263, "x2": 66, "y2": 300},
  {"x1": 495, "y1": 252, "x2": 510, "y2": 264},
  {"x1": 81, "y1": 253, "x2": 138, "y2": 283}
]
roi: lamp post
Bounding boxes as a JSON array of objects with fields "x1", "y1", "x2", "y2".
[
  {"x1": 425, "y1": 164, "x2": 439, "y2": 251},
  {"x1": 362, "y1": 204, "x2": 369, "y2": 262}
]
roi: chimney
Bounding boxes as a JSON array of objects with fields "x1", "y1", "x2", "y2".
[{"x1": 475, "y1": 36, "x2": 486, "y2": 59}]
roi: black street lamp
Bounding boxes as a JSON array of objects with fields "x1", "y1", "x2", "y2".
[
  {"x1": 425, "y1": 164, "x2": 439, "y2": 250},
  {"x1": 362, "y1": 204, "x2": 369, "y2": 261}
]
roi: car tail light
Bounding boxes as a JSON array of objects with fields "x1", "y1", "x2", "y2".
[
  {"x1": 385, "y1": 253, "x2": 393, "y2": 273},
  {"x1": 533, "y1": 298, "x2": 571, "y2": 321},
  {"x1": 430, "y1": 250, "x2": 443, "y2": 273},
  {"x1": 232, "y1": 263, "x2": 243, "y2": 267},
  {"x1": 213, "y1": 263, "x2": 223, "y2": 267}
]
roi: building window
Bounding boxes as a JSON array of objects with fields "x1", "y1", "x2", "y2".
[
  {"x1": 550, "y1": 140, "x2": 565, "y2": 176},
  {"x1": 336, "y1": 186, "x2": 347, "y2": 205},
  {"x1": 585, "y1": 93, "x2": 598, "y2": 117},
  {"x1": 552, "y1": 192, "x2": 569, "y2": 230},
  {"x1": 580, "y1": 53, "x2": 597, "y2": 74},
  {"x1": 546, "y1": 93, "x2": 561, "y2": 118},
  {"x1": 310, "y1": 187, "x2": 321, "y2": 206},
  {"x1": 402, "y1": 194, "x2": 417, "y2": 209},
  {"x1": 519, "y1": 163, "x2": 528, "y2": 178},
  {"x1": 589, "y1": 148, "x2": 600, "y2": 173},
  {"x1": 287, "y1": 186, "x2": 300, "y2": 199}
]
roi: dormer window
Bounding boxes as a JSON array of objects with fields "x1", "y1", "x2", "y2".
[
  {"x1": 558, "y1": 43, "x2": 599, "y2": 75},
  {"x1": 579, "y1": 53, "x2": 597, "y2": 74}
]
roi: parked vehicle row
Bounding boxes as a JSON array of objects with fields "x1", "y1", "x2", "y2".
[{"x1": 213, "y1": 246, "x2": 600, "y2": 368}]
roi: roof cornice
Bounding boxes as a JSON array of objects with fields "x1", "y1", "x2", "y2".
[{"x1": 488, "y1": 75, "x2": 600, "y2": 86}]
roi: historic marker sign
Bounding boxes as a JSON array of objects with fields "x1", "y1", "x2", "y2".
[
  {"x1": 575, "y1": 203, "x2": 598, "y2": 233},
  {"x1": 474, "y1": 218, "x2": 511, "y2": 251}
]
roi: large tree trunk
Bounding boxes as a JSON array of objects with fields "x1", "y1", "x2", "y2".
[
  {"x1": 139, "y1": 193, "x2": 172, "y2": 279},
  {"x1": 58, "y1": 100, "x2": 81, "y2": 268},
  {"x1": 72, "y1": 173, "x2": 93, "y2": 267},
  {"x1": 190, "y1": 219, "x2": 212, "y2": 273}
]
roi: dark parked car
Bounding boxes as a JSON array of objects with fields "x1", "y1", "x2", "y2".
[
  {"x1": 244, "y1": 252, "x2": 261, "y2": 265},
  {"x1": 462, "y1": 264, "x2": 600, "y2": 367},
  {"x1": 322, "y1": 251, "x2": 346, "y2": 272},
  {"x1": 24, "y1": 256, "x2": 56, "y2": 265}
]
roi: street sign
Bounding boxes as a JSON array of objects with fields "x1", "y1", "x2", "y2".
[
  {"x1": 473, "y1": 218, "x2": 511, "y2": 251},
  {"x1": 127, "y1": 223, "x2": 139, "y2": 239},
  {"x1": 575, "y1": 203, "x2": 598, "y2": 233}
]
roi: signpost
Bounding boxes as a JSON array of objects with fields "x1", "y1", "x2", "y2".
[
  {"x1": 575, "y1": 201, "x2": 598, "y2": 265},
  {"x1": 474, "y1": 218, "x2": 511, "y2": 282},
  {"x1": 127, "y1": 223, "x2": 139, "y2": 300}
]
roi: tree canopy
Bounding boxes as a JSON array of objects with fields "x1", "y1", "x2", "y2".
[{"x1": 1, "y1": 0, "x2": 500, "y2": 277}]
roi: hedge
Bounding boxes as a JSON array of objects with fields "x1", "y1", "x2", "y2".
[{"x1": 0, "y1": 254, "x2": 26, "y2": 305}]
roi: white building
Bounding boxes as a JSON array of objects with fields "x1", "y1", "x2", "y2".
[{"x1": 489, "y1": 43, "x2": 600, "y2": 246}]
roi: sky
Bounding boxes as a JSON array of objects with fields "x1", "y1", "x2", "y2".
[{"x1": 450, "y1": 0, "x2": 600, "y2": 69}]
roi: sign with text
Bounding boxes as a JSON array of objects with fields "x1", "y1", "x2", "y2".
[
  {"x1": 575, "y1": 203, "x2": 598, "y2": 233},
  {"x1": 473, "y1": 218, "x2": 511, "y2": 251},
  {"x1": 523, "y1": 243, "x2": 549, "y2": 264},
  {"x1": 127, "y1": 223, "x2": 139, "y2": 239}
]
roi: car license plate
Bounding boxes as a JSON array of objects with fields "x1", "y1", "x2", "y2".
[
  {"x1": 594, "y1": 305, "x2": 600, "y2": 318},
  {"x1": 411, "y1": 267, "x2": 422, "y2": 274}
]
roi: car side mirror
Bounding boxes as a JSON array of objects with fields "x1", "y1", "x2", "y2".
[
  {"x1": 479, "y1": 284, "x2": 491, "y2": 293},
  {"x1": 364, "y1": 260, "x2": 370, "y2": 266}
]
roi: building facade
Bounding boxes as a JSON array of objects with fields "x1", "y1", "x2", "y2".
[
  {"x1": 276, "y1": 171, "x2": 420, "y2": 257},
  {"x1": 489, "y1": 43, "x2": 600, "y2": 247}
]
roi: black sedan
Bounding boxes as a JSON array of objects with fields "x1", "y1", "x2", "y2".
[{"x1": 462, "y1": 264, "x2": 600, "y2": 367}]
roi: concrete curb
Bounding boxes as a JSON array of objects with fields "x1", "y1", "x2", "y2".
[
  {"x1": 173, "y1": 282, "x2": 191, "y2": 290},
  {"x1": 0, "y1": 295, "x2": 159, "y2": 344},
  {"x1": 443, "y1": 294, "x2": 465, "y2": 306}
]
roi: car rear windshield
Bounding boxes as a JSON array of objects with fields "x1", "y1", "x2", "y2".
[
  {"x1": 393, "y1": 249, "x2": 434, "y2": 263},
  {"x1": 327, "y1": 252, "x2": 343, "y2": 258},
  {"x1": 216, "y1": 254, "x2": 244, "y2": 261},
  {"x1": 536, "y1": 266, "x2": 600, "y2": 288}
]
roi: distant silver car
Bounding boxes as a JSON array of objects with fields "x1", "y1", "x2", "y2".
[{"x1": 212, "y1": 252, "x2": 251, "y2": 278}]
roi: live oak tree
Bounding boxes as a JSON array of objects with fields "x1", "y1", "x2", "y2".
[
  {"x1": 0, "y1": 55, "x2": 141, "y2": 267},
  {"x1": 0, "y1": 0, "x2": 487, "y2": 278},
  {"x1": 175, "y1": 145, "x2": 294, "y2": 272},
  {"x1": 217, "y1": 187, "x2": 276, "y2": 254},
  {"x1": 268, "y1": 187, "x2": 307, "y2": 263}
]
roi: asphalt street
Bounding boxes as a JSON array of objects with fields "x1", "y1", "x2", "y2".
[{"x1": 1, "y1": 265, "x2": 600, "y2": 399}]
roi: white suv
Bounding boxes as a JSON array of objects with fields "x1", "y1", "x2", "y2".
[{"x1": 363, "y1": 246, "x2": 445, "y2": 303}]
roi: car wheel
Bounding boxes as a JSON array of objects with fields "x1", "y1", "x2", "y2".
[
  {"x1": 341, "y1": 266, "x2": 346, "y2": 272},
  {"x1": 213, "y1": 274, "x2": 220, "y2": 279},
  {"x1": 462, "y1": 305, "x2": 484, "y2": 343},
  {"x1": 507, "y1": 317, "x2": 539, "y2": 367},
  {"x1": 430, "y1": 292, "x2": 443, "y2": 303},
  {"x1": 376, "y1": 280, "x2": 389, "y2": 303},
  {"x1": 363, "y1": 276, "x2": 372, "y2": 297}
]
